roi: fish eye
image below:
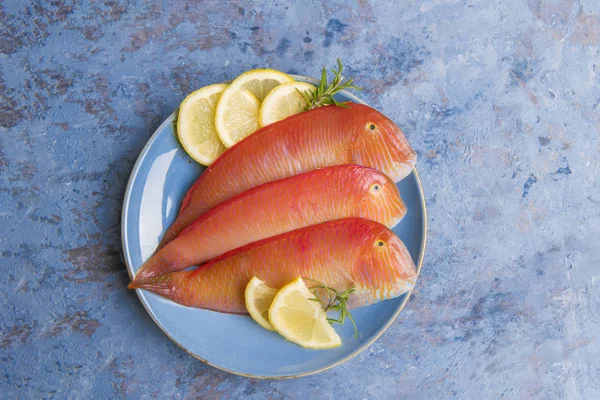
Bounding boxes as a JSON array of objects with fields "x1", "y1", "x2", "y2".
[
  {"x1": 371, "y1": 183, "x2": 381, "y2": 192},
  {"x1": 366, "y1": 122, "x2": 378, "y2": 132},
  {"x1": 376, "y1": 240, "x2": 385, "y2": 247}
]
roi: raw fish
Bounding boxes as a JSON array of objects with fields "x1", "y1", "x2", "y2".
[
  {"x1": 133, "y1": 165, "x2": 405, "y2": 281},
  {"x1": 158, "y1": 103, "x2": 416, "y2": 248},
  {"x1": 130, "y1": 218, "x2": 417, "y2": 313}
]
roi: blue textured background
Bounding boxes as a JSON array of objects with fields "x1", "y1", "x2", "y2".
[{"x1": 1, "y1": 0, "x2": 599, "y2": 398}]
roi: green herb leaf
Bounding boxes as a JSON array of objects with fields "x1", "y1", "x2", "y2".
[
  {"x1": 305, "y1": 279, "x2": 359, "y2": 339},
  {"x1": 301, "y1": 59, "x2": 363, "y2": 111}
]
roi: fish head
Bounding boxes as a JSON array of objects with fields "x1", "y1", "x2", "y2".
[
  {"x1": 347, "y1": 104, "x2": 417, "y2": 182},
  {"x1": 349, "y1": 226, "x2": 417, "y2": 307},
  {"x1": 352, "y1": 167, "x2": 407, "y2": 228}
]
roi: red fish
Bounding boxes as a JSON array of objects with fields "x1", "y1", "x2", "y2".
[
  {"x1": 158, "y1": 103, "x2": 416, "y2": 248},
  {"x1": 131, "y1": 165, "x2": 406, "y2": 282},
  {"x1": 129, "y1": 218, "x2": 417, "y2": 313}
]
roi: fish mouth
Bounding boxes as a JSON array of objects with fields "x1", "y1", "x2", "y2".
[
  {"x1": 374, "y1": 278, "x2": 415, "y2": 301},
  {"x1": 393, "y1": 278, "x2": 415, "y2": 297},
  {"x1": 389, "y1": 157, "x2": 417, "y2": 182},
  {"x1": 385, "y1": 213, "x2": 406, "y2": 229}
]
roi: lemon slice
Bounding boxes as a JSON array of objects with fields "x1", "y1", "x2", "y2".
[
  {"x1": 177, "y1": 84, "x2": 228, "y2": 166},
  {"x1": 215, "y1": 89, "x2": 261, "y2": 147},
  {"x1": 259, "y1": 82, "x2": 316, "y2": 127},
  {"x1": 245, "y1": 277, "x2": 279, "y2": 331},
  {"x1": 215, "y1": 69, "x2": 294, "y2": 147},
  {"x1": 269, "y1": 277, "x2": 342, "y2": 349}
]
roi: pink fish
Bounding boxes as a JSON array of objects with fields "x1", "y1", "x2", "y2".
[
  {"x1": 158, "y1": 103, "x2": 416, "y2": 248},
  {"x1": 130, "y1": 218, "x2": 417, "y2": 313},
  {"x1": 132, "y1": 165, "x2": 405, "y2": 281}
]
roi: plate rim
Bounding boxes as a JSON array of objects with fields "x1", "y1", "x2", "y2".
[{"x1": 121, "y1": 75, "x2": 428, "y2": 379}]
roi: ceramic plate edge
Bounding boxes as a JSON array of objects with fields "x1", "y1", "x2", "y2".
[{"x1": 121, "y1": 75, "x2": 428, "y2": 379}]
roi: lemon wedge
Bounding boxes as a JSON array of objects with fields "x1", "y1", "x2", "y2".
[
  {"x1": 259, "y1": 82, "x2": 316, "y2": 127},
  {"x1": 268, "y1": 277, "x2": 342, "y2": 349},
  {"x1": 245, "y1": 277, "x2": 279, "y2": 331},
  {"x1": 215, "y1": 69, "x2": 294, "y2": 147},
  {"x1": 176, "y1": 84, "x2": 228, "y2": 166}
]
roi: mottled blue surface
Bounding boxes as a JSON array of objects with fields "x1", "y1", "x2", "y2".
[{"x1": 1, "y1": 0, "x2": 599, "y2": 398}]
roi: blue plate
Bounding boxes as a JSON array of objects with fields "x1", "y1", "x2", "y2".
[{"x1": 122, "y1": 76, "x2": 427, "y2": 379}]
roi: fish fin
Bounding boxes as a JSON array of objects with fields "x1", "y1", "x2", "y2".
[
  {"x1": 327, "y1": 255, "x2": 353, "y2": 285},
  {"x1": 127, "y1": 273, "x2": 182, "y2": 300},
  {"x1": 132, "y1": 263, "x2": 153, "y2": 282},
  {"x1": 133, "y1": 250, "x2": 175, "y2": 281}
]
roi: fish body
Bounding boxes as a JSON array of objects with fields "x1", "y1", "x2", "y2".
[
  {"x1": 132, "y1": 165, "x2": 406, "y2": 281},
  {"x1": 158, "y1": 103, "x2": 416, "y2": 248},
  {"x1": 130, "y1": 218, "x2": 417, "y2": 313}
]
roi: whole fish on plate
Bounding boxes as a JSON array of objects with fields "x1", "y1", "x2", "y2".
[
  {"x1": 158, "y1": 103, "x2": 416, "y2": 248},
  {"x1": 131, "y1": 165, "x2": 406, "y2": 282},
  {"x1": 129, "y1": 218, "x2": 417, "y2": 313}
]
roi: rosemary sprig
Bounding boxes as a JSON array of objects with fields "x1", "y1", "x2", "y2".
[
  {"x1": 306, "y1": 279, "x2": 359, "y2": 339},
  {"x1": 297, "y1": 58, "x2": 363, "y2": 111}
]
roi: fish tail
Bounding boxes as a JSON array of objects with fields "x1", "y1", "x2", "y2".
[
  {"x1": 132, "y1": 263, "x2": 153, "y2": 282},
  {"x1": 129, "y1": 271, "x2": 198, "y2": 307},
  {"x1": 127, "y1": 274, "x2": 172, "y2": 296},
  {"x1": 133, "y1": 247, "x2": 180, "y2": 282},
  {"x1": 127, "y1": 271, "x2": 193, "y2": 298},
  {"x1": 132, "y1": 258, "x2": 164, "y2": 281}
]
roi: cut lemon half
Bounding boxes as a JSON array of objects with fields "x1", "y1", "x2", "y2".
[
  {"x1": 245, "y1": 277, "x2": 278, "y2": 331},
  {"x1": 259, "y1": 82, "x2": 316, "y2": 127},
  {"x1": 215, "y1": 69, "x2": 294, "y2": 147},
  {"x1": 269, "y1": 277, "x2": 342, "y2": 349},
  {"x1": 177, "y1": 84, "x2": 228, "y2": 166}
]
